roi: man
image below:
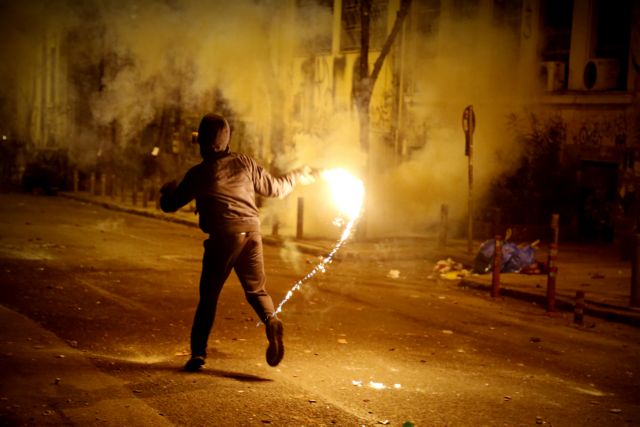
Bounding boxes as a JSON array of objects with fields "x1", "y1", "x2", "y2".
[{"x1": 160, "y1": 113, "x2": 314, "y2": 371}]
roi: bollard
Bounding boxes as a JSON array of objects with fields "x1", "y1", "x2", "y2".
[
  {"x1": 551, "y1": 213, "x2": 560, "y2": 245},
  {"x1": 120, "y1": 179, "x2": 126, "y2": 204},
  {"x1": 73, "y1": 170, "x2": 79, "y2": 192},
  {"x1": 491, "y1": 235, "x2": 502, "y2": 298},
  {"x1": 631, "y1": 234, "x2": 640, "y2": 307},
  {"x1": 100, "y1": 174, "x2": 106, "y2": 197},
  {"x1": 142, "y1": 179, "x2": 149, "y2": 209},
  {"x1": 296, "y1": 197, "x2": 304, "y2": 240},
  {"x1": 90, "y1": 172, "x2": 96, "y2": 195},
  {"x1": 272, "y1": 220, "x2": 279, "y2": 237},
  {"x1": 574, "y1": 290, "x2": 585, "y2": 325},
  {"x1": 154, "y1": 177, "x2": 161, "y2": 209},
  {"x1": 439, "y1": 204, "x2": 449, "y2": 248},
  {"x1": 546, "y1": 243, "x2": 558, "y2": 312}
]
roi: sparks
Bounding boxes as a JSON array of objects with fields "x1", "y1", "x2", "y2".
[{"x1": 267, "y1": 168, "x2": 364, "y2": 321}]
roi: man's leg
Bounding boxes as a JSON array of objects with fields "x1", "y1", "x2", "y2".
[
  {"x1": 234, "y1": 232, "x2": 275, "y2": 320},
  {"x1": 187, "y1": 236, "x2": 237, "y2": 370},
  {"x1": 234, "y1": 232, "x2": 283, "y2": 366}
]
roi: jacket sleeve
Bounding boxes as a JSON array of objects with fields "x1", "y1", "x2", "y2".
[
  {"x1": 246, "y1": 156, "x2": 299, "y2": 199},
  {"x1": 159, "y1": 169, "x2": 196, "y2": 212}
]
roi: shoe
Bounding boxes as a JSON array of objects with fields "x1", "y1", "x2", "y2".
[
  {"x1": 265, "y1": 316, "x2": 284, "y2": 367},
  {"x1": 184, "y1": 355, "x2": 205, "y2": 372}
]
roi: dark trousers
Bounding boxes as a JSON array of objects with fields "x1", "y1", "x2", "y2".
[{"x1": 190, "y1": 231, "x2": 275, "y2": 357}]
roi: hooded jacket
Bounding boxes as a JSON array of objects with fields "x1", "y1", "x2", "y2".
[{"x1": 160, "y1": 114, "x2": 301, "y2": 234}]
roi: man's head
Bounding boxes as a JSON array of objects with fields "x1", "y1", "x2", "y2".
[{"x1": 197, "y1": 113, "x2": 230, "y2": 158}]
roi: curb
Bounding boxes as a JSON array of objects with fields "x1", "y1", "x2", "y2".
[{"x1": 459, "y1": 278, "x2": 640, "y2": 328}]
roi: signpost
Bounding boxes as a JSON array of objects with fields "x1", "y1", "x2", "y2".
[{"x1": 462, "y1": 105, "x2": 476, "y2": 254}]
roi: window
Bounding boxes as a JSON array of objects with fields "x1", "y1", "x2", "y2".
[
  {"x1": 540, "y1": 0, "x2": 573, "y2": 62},
  {"x1": 592, "y1": 0, "x2": 631, "y2": 89},
  {"x1": 340, "y1": 0, "x2": 388, "y2": 52}
]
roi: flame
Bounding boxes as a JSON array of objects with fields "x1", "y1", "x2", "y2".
[{"x1": 321, "y1": 168, "x2": 364, "y2": 220}]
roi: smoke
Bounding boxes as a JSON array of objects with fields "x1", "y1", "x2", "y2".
[
  {"x1": 1, "y1": 1, "x2": 538, "y2": 239},
  {"x1": 85, "y1": 0, "x2": 312, "y2": 145},
  {"x1": 367, "y1": 10, "x2": 537, "y2": 237}
]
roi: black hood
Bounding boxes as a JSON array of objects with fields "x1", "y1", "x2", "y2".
[{"x1": 197, "y1": 113, "x2": 230, "y2": 159}]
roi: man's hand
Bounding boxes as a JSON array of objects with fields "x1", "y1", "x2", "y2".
[{"x1": 297, "y1": 166, "x2": 317, "y2": 185}]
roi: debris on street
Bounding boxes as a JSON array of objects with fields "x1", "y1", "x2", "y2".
[
  {"x1": 433, "y1": 258, "x2": 470, "y2": 280},
  {"x1": 386, "y1": 269, "x2": 400, "y2": 279}
]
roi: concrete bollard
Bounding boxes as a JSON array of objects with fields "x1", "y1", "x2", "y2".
[
  {"x1": 546, "y1": 243, "x2": 558, "y2": 312},
  {"x1": 492, "y1": 235, "x2": 502, "y2": 298},
  {"x1": 630, "y1": 234, "x2": 640, "y2": 307},
  {"x1": 574, "y1": 290, "x2": 585, "y2": 325},
  {"x1": 439, "y1": 204, "x2": 449, "y2": 248},
  {"x1": 296, "y1": 197, "x2": 304, "y2": 240}
]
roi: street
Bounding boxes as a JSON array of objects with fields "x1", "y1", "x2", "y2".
[{"x1": 1, "y1": 193, "x2": 639, "y2": 426}]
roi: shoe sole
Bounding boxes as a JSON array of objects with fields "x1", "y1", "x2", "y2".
[{"x1": 266, "y1": 319, "x2": 284, "y2": 367}]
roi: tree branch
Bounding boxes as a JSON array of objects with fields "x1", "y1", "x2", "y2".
[{"x1": 370, "y1": 0, "x2": 412, "y2": 85}]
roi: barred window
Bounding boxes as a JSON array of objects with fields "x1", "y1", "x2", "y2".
[{"x1": 340, "y1": 0, "x2": 388, "y2": 52}]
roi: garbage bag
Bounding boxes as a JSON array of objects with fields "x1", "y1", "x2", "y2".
[{"x1": 472, "y1": 239, "x2": 537, "y2": 274}]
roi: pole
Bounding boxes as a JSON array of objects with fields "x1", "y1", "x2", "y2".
[
  {"x1": 631, "y1": 234, "x2": 640, "y2": 307},
  {"x1": 296, "y1": 197, "x2": 304, "y2": 240},
  {"x1": 551, "y1": 213, "x2": 560, "y2": 245},
  {"x1": 546, "y1": 243, "x2": 558, "y2": 312},
  {"x1": 491, "y1": 235, "x2": 502, "y2": 298},
  {"x1": 142, "y1": 179, "x2": 148, "y2": 208},
  {"x1": 462, "y1": 106, "x2": 476, "y2": 254}
]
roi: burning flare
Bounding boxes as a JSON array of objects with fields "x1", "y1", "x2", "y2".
[
  {"x1": 269, "y1": 168, "x2": 364, "y2": 319},
  {"x1": 321, "y1": 168, "x2": 365, "y2": 221}
]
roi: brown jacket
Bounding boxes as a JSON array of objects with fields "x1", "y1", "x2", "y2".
[{"x1": 160, "y1": 152, "x2": 300, "y2": 234}]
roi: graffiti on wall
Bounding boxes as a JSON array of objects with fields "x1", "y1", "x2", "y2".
[{"x1": 572, "y1": 113, "x2": 627, "y2": 148}]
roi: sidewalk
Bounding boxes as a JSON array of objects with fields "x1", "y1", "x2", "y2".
[{"x1": 59, "y1": 191, "x2": 640, "y2": 328}]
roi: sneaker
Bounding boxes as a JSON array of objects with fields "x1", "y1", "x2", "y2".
[
  {"x1": 265, "y1": 317, "x2": 284, "y2": 367},
  {"x1": 184, "y1": 355, "x2": 205, "y2": 372}
]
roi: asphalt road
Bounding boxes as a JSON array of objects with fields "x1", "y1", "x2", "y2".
[{"x1": 0, "y1": 193, "x2": 639, "y2": 426}]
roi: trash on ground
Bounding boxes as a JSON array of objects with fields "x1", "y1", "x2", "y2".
[
  {"x1": 387, "y1": 269, "x2": 400, "y2": 279},
  {"x1": 472, "y1": 237, "x2": 542, "y2": 274},
  {"x1": 434, "y1": 258, "x2": 470, "y2": 279}
]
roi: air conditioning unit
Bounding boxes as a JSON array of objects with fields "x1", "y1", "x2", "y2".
[
  {"x1": 583, "y1": 58, "x2": 620, "y2": 90},
  {"x1": 539, "y1": 61, "x2": 566, "y2": 91}
]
